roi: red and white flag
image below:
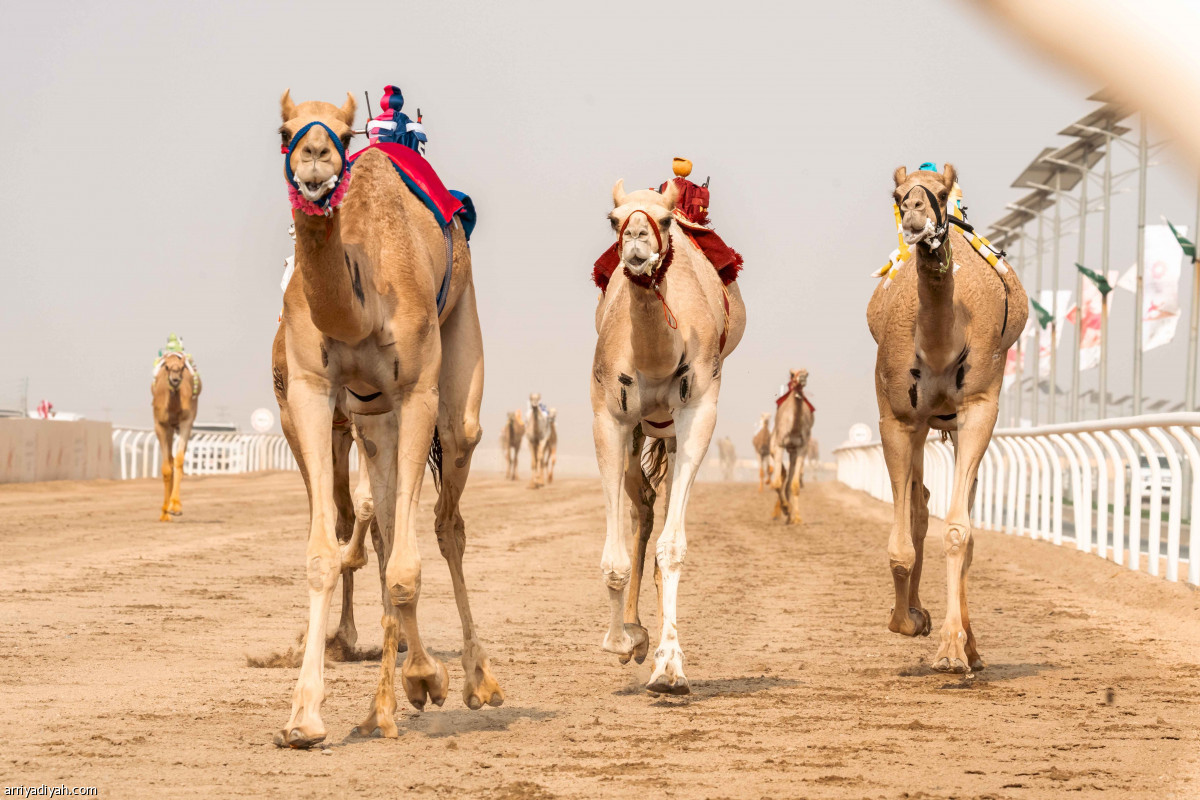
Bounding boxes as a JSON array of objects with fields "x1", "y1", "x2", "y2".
[{"x1": 1117, "y1": 224, "x2": 1184, "y2": 352}]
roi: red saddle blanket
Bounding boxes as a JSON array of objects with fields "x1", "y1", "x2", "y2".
[
  {"x1": 592, "y1": 218, "x2": 743, "y2": 293},
  {"x1": 348, "y1": 142, "x2": 464, "y2": 228}
]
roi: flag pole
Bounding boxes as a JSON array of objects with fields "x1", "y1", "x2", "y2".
[
  {"x1": 1100, "y1": 289, "x2": 1109, "y2": 418},
  {"x1": 1015, "y1": 229, "x2": 1027, "y2": 426},
  {"x1": 1189, "y1": 180, "x2": 1200, "y2": 411},
  {"x1": 1071, "y1": 148, "x2": 1090, "y2": 421},
  {"x1": 1101, "y1": 117, "x2": 1114, "y2": 418},
  {"x1": 1133, "y1": 115, "x2": 1148, "y2": 416},
  {"x1": 1050, "y1": 170, "x2": 1061, "y2": 423},
  {"x1": 1033, "y1": 208, "x2": 1044, "y2": 426}
]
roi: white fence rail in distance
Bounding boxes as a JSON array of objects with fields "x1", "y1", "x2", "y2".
[{"x1": 835, "y1": 413, "x2": 1199, "y2": 587}]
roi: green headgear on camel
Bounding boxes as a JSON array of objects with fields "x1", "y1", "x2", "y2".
[{"x1": 160, "y1": 333, "x2": 185, "y2": 358}]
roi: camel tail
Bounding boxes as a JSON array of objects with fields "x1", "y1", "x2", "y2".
[
  {"x1": 641, "y1": 436, "x2": 669, "y2": 490},
  {"x1": 428, "y1": 427, "x2": 443, "y2": 492}
]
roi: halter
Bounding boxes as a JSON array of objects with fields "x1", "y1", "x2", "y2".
[
  {"x1": 282, "y1": 121, "x2": 351, "y2": 216},
  {"x1": 618, "y1": 209, "x2": 677, "y2": 328}
]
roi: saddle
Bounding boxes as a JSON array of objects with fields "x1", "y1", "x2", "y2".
[{"x1": 348, "y1": 142, "x2": 476, "y2": 240}]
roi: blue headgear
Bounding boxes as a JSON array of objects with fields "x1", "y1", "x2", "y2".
[{"x1": 918, "y1": 162, "x2": 938, "y2": 172}]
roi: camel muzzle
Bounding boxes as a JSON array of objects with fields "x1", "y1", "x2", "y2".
[{"x1": 283, "y1": 121, "x2": 349, "y2": 216}]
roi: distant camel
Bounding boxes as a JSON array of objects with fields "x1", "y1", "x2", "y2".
[
  {"x1": 752, "y1": 412, "x2": 772, "y2": 492},
  {"x1": 150, "y1": 338, "x2": 201, "y2": 522},
  {"x1": 769, "y1": 369, "x2": 814, "y2": 525},
  {"x1": 541, "y1": 408, "x2": 558, "y2": 484},
  {"x1": 718, "y1": 437, "x2": 737, "y2": 481},
  {"x1": 526, "y1": 393, "x2": 552, "y2": 488},
  {"x1": 500, "y1": 410, "x2": 525, "y2": 481}
]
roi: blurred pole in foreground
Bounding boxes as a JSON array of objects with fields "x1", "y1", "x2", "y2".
[{"x1": 970, "y1": 0, "x2": 1200, "y2": 169}]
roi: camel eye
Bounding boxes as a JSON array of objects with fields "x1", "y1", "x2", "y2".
[
  {"x1": 893, "y1": 192, "x2": 901, "y2": 205},
  {"x1": 938, "y1": 191, "x2": 948, "y2": 203}
]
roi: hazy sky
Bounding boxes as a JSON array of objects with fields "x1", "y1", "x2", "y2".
[{"x1": 2, "y1": 1, "x2": 1198, "y2": 474}]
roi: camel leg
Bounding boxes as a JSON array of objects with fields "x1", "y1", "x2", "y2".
[
  {"x1": 620, "y1": 428, "x2": 654, "y2": 666},
  {"x1": 155, "y1": 424, "x2": 174, "y2": 522},
  {"x1": 646, "y1": 394, "x2": 716, "y2": 696},
  {"x1": 934, "y1": 402, "x2": 995, "y2": 673},
  {"x1": 352, "y1": 412, "x2": 403, "y2": 738},
  {"x1": 908, "y1": 443, "x2": 932, "y2": 637},
  {"x1": 332, "y1": 434, "x2": 371, "y2": 652},
  {"x1": 772, "y1": 447, "x2": 790, "y2": 522},
  {"x1": 594, "y1": 408, "x2": 636, "y2": 659},
  {"x1": 168, "y1": 419, "x2": 192, "y2": 515},
  {"x1": 528, "y1": 440, "x2": 542, "y2": 489},
  {"x1": 383, "y1": 384, "x2": 449, "y2": 712},
  {"x1": 548, "y1": 448, "x2": 557, "y2": 484},
  {"x1": 881, "y1": 415, "x2": 929, "y2": 637},
  {"x1": 796, "y1": 449, "x2": 806, "y2": 490},
  {"x1": 276, "y1": 380, "x2": 339, "y2": 749},
  {"x1": 784, "y1": 447, "x2": 803, "y2": 525}
]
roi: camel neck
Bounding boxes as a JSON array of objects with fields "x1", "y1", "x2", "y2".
[
  {"x1": 626, "y1": 283, "x2": 681, "y2": 377},
  {"x1": 292, "y1": 211, "x2": 372, "y2": 343},
  {"x1": 914, "y1": 242, "x2": 961, "y2": 366}
]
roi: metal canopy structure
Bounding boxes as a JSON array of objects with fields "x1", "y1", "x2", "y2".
[{"x1": 986, "y1": 190, "x2": 1055, "y2": 248}]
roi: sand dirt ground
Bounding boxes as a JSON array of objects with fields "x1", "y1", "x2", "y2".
[{"x1": 2, "y1": 472, "x2": 1198, "y2": 799}]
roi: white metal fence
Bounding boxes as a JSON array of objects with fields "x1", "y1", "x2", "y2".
[
  {"x1": 112, "y1": 428, "x2": 297, "y2": 479},
  {"x1": 835, "y1": 413, "x2": 1199, "y2": 586}
]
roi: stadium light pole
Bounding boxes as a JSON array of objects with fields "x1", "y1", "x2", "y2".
[
  {"x1": 1033, "y1": 208, "x2": 1044, "y2": 426},
  {"x1": 1070, "y1": 149, "x2": 1090, "y2": 421},
  {"x1": 1100, "y1": 118, "x2": 1114, "y2": 419},
  {"x1": 1015, "y1": 228, "x2": 1026, "y2": 426},
  {"x1": 1049, "y1": 170, "x2": 1062, "y2": 424}
]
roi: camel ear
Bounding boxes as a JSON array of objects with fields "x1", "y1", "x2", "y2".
[
  {"x1": 612, "y1": 179, "x2": 628, "y2": 207},
  {"x1": 893, "y1": 166, "x2": 907, "y2": 187},
  {"x1": 661, "y1": 179, "x2": 681, "y2": 211},
  {"x1": 280, "y1": 89, "x2": 296, "y2": 122},
  {"x1": 338, "y1": 92, "x2": 357, "y2": 127},
  {"x1": 942, "y1": 163, "x2": 957, "y2": 188}
]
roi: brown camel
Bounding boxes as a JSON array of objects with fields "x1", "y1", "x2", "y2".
[
  {"x1": 525, "y1": 393, "x2": 551, "y2": 488},
  {"x1": 500, "y1": 410, "x2": 525, "y2": 481},
  {"x1": 717, "y1": 436, "x2": 737, "y2": 481},
  {"x1": 868, "y1": 164, "x2": 1027, "y2": 673},
  {"x1": 540, "y1": 408, "x2": 558, "y2": 484},
  {"x1": 769, "y1": 369, "x2": 814, "y2": 524},
  {"x1": 592, "y1": 178, "x2": 746, "y2": 694},
  {"x1": 273, "y1": 91, "x2": 501, "y2": 749},
  {"x1": 752, "y1": 412, "x2": 772, "y2": 491},
  {"x1": 150, "y1": 349, "x2": 201, "y2": 522}
]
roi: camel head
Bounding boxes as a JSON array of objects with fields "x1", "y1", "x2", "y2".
[
  {"x1": 529, "y1": 392, "x2": 541, "y2": 407},
  {"x1": 279, "y1": 90, "x2": 357, "y2": 213},
  {"x1": 758, "y1": 412, "x2": 771, "y2": 428},
  {"x1": 893, "y1": 164, "x2": 957, "y2": 250},
  {"x1": 548, "y1": 407, "x2": 557, "y2": 422},
  {"x1": 789, "y1": 368, "x2": 809, "y2": 392},
  {"x1": 160, "y1": 353, "x2": 187, "y2": 392},
  {"x1": 608, "y1": 179, "x2": 681, "y2": 279}
]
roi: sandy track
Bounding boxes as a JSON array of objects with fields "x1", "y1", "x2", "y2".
[{"x1": 2, "y1": 472, "x2": 1198, "y2": 799}]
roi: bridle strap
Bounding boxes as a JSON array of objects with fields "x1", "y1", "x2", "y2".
[
  {"x1": 618, "y1": 210, "x2": 663, "y2": 251},
  {"x1": 900, "y1": 184, "x2": 944, "y2": 231}
]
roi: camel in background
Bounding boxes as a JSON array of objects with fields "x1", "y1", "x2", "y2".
[
  {"x1": 718, "y1": 437, "x2": 737, "y2": 481},
  {"x1": 869, "y1": 164, "x2": 1026, "y2": 672},
  {"x1": 591, "y1": 178, "x2": 745, "y2": 695},
  {"x1": 500, "y1": 410, "x2": 525, "y2": 481},
  {"x1": 752, "y1": 412, "x2": 772, "y2": 491},
  {"x1": 541, "y1": 408, "x2": 558, "y2": 484},
  {"x1": 273, "y1": 91, "x2": 501, "y2": 748},
  {"x1": 526, "y1": 393, "x2": 552, "y2": 488},
  {"x1": 806, "y1": 437, "x2": 821, "y2": 483},
  {"x1": 151, "y1": 345, "x2": 201, "y2": 522},
  {"x1": 770, "y1": 369, "x2": 813, "y2": 525}
]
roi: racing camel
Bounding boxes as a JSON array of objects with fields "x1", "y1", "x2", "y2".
[
  {"x1": 151, "y1": 339, "x2": 201, "y2": 521},
  {"x1": 500, "y1": 409, "x2": 525, "y2": 481},
  {"x1": 525, "y1": 393, "x2": 552, "y2": 488},
  {"x1": 273, "y1": 90, "x2": 501, "y2": 748},
  {"x1": 868, "y1": 164, "x2": 1026, "y2": 672},
  {"x1": 752, "y1": 412, "x2": 773, "y2": 492},
  {"x1": 769, "y1": 369, "x2": 814, "y2": 524},
  {"x1": 591, "y1": 178, "x2": 745, "y2": 694}
]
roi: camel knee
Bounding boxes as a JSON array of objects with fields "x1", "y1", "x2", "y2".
[
  {"x1": 888, "y1": 535, "x2": 917, "y2": 574},
  {"x1": 601, "y1": 551, "x2": 632, "y2": 590},
  {"x1": 354, "y1": 494, "x2": 374, "y2": 523},
  {"x1": 944, "y1": 523, "x2": 972, "y2": 557},
  {"x1": 385, "y1": 561, "x2": 421, "y2": 606},
  {"x1": 306, "y1": 552, "x2": 342, "y2": 592},
  {"x1": 434, "y1": 517, "x2": 465, "y2": 560},
  {"x1": 655, "y1": 532, "x2": 686, "y2": 570}
]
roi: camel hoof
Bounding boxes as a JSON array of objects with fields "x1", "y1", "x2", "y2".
[
  {"x1": 274, "y1": 727, "x2": 325, "y2": 749},
  {"x1": 932, "y1": 657, "x2": 969, "y2": 674},
  {"x1": 888, "y1": 607, "x2": 931, "y2": 637},
  {"x1": 970, "y1": 656, "x2": 987, "y2": 671},
  {"x1": 617, "y1": 624, "x2": 650, "y2": 665},
  {"x1": 159, "y1": 512, "x2": 171, "y2": 522},
  {"x1": 402, "y1": 657, "x2": 449, "y2": 711},
  {"x1": 646, "y1": 674, "x2": 691, "y2": 696}
]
